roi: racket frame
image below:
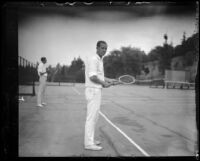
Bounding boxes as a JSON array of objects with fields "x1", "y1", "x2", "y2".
[{"x1": 118, "y1": 75, "x2": 136, "y2": 85}]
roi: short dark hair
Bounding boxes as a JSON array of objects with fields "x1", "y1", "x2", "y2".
[
  {"x1": 96, "y1": 40, "x2": 107, "y2": 48},
  {"x1": 41, "y1": 57, "x2": 46, "y2": 62}
]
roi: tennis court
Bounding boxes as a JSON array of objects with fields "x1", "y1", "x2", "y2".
[{"x1": 19, "y1": 83, "x2": 197, "y2": 157}]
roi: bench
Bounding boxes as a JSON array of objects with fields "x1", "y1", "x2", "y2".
[{"x1": 165, "y1": 81, "x2": 195, "y2": 89}]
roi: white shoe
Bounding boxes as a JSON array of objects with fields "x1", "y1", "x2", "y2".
[
  {"x1": 84, "y1": 144, "x2": 103, "y2": 151},
  {"x1": 94, "y1": 140, "x2": 101, "y2": 145},
  {"x1": 42, "y1": 102, "x2": 47, "y2": 105},
  {"x1": 37, "y1": 104, "x2": 44, "y2": 107}
]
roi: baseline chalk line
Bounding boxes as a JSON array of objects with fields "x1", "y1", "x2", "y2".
[{"x1": 99, "y1": 111, "x2": 150, "y2": 157}]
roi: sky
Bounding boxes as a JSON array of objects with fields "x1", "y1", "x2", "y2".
[{"x1": 18, "y1": 2, "x2": 197, "y2": 67}]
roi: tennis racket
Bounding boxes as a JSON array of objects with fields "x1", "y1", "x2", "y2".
[{"x1": 112, "y1": 75, "x2": 136, "y2": 85}]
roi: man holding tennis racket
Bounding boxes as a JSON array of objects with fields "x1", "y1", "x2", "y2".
[
  {"x1": 84, "y1": 40, "x2": 116, "y2": 151},
  {"x1": 37, "y1": 57, "x2": 49, "y2": 107}
]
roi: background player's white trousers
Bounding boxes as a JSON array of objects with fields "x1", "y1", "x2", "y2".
[
  {"x1": 84, "y1": 88, "x2": 102, "y2": 146},
  {"x1": 37, "y1": 76, "x2": 47, "y2": 105}
]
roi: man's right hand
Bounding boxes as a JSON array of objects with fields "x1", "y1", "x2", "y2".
[{"x1": 102, "y1": 82, "x2": 112, "y2": 88}]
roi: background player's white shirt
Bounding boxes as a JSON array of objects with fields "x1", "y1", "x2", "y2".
[
  {"x1": 85, "y1": 54, "x2": 105, "y2": 89},
  {"x1": 38, "y1": 63, "x2": 48, "y2": 77}
]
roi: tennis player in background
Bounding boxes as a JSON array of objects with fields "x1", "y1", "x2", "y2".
[
  {"x1": 37, "y1": 57, "x2": 48, "y2": 107},
  {"x1": 84, "y1": 40, "x2": 116, "y2": 151}
]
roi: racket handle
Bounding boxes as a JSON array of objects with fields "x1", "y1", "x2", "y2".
[{"x1": 112, "y1": 81, "x2": 121, "y2": 85}]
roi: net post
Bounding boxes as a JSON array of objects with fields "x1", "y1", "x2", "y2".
[
  {"x1": 32, "y1": 64, "x2": 36, "y2": 96},
  {"x1": 32, "y1": 81, "x2": 36, "y2": 96}
]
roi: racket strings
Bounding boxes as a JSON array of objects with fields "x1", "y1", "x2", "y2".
[{"x1": 119, "y1": 75, "x2": 135, "y2": 84}]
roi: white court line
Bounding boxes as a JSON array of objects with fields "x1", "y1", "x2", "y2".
[
  {"x1": 72, "y1": 87, "x2": 81, "y2": 95},
  {"x1": 73, "y1": 87, "x2": 150, "y2": 157},
  {"x1": 99, "y1": 111, "x2": 150, "y2": 157}
]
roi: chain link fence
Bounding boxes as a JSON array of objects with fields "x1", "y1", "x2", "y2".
[{"x1": 18, "y1": 56, "x2": 38, "y2": 96}]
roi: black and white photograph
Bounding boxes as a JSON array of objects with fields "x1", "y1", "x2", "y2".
[{"x1": 2, "y1": 1, "x2": 199, "y2": 158}]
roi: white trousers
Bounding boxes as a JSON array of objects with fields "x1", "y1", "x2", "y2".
[
  {"x1": 37, "y1": 76, "x2": 47, "y2": 105},
  {"x1": 84, "y1": 87, "x2": 102, "y2": 146}
]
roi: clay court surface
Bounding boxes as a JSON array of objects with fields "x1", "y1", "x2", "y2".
[{"x1": 19, "y1": 83, "x2": 197, "y2": 157}]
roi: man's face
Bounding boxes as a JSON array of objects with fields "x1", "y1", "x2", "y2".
[
  {"x1": 42, "y1": 58, "x2": 47, "y2": 64},
  {"x1": 97, "y1": 43, "x2": 107, "y2": 58}
]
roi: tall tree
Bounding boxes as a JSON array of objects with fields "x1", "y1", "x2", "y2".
[
  {"x1": 104, "y1": 46, "x2": 147, "y2": 78},
  {"x1": 68, "y1": 57, "x2": 85, "y2": 82}
]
